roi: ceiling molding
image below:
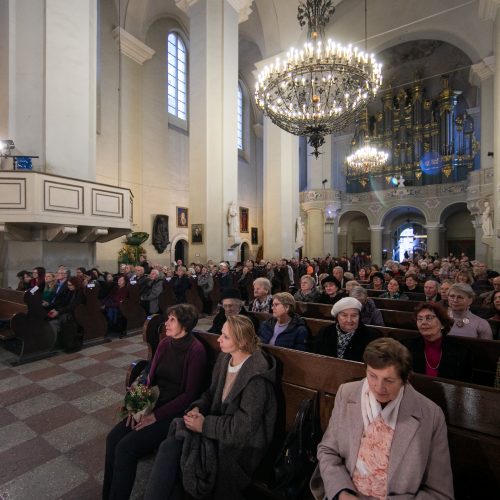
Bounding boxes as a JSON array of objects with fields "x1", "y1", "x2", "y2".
[
  {"x1": 175, "y1": 0, "x2": 253, "y2": 23},
  {"x1": 112, "y1": 27, "x2": 155, "y2": 65}
]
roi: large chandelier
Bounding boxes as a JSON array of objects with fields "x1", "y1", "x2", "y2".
[{"x1": 254, "y1": 0, "x2": 383, "y2": 158}]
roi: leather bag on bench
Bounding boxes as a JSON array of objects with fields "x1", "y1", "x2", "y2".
[{"x1": 272, "y1": 397, "x2": 319, "y2": 499}]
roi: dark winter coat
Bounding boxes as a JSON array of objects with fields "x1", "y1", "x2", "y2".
[
  {"x1": 311, "y1": 321, "x2": 379, "y2": 361},
  {"x1": 258, "y1": 313, "x2": 309, "y2": 351},
  {"x1": 187, "y1": 350, "x2": 277, "y2": 500}
]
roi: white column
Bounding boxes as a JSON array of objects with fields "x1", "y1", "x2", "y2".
[
  {"x1": 7, "y1": 0, "x2": 45, "y2": 168},
  {"x1": 181, "y1": 0, "x2": 249, "y2": 262},
  {"x1": 303, "y1": 202, "x2": 324, "y2": 257},
  {"x1": 425, "y1": 223, "x2": 443, "y2": 256},
  {"x1": 45, "y1": 0, "x2": 97, "y2": 179},
  {"x1": 262, "y1": 120, "x2": 300, "y2": 260},
  {"x1": 369, "y1": 225, "x2": 384, "y2": 266},
  {"x1": 494, "y1": 6, "x2": 500, "y2": 268}
]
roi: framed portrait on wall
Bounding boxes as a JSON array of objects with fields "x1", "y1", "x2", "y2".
[
  {"x1": 176, "y1": 207, "x2": 188, "y2": 228},
  {"x1": 191, "y1": 224, "x2": 203, "y2": 244},
  {"x1": 240, "y1": 207, "x2": 249, "y2": 233},
  {"x1": 251, "y1": 227, "x2": 258, "y2": 245}
]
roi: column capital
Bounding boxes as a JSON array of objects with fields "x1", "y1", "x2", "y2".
[
  {"x1": 369, "y1": 225, "x2": 384, "y2": 231},
  {"x1": 112, "y1": 27, "x2": 155, "y2": 65},
  {"x1": 478, "y1": 0, "x2": 500, "y2": 21},
  {"x1": 176, "y1": 0, "x2": 253, "y2": 23},
  {"x1": 424, "y1": 223, "x2": 443, "y2": 230},
  {"x1": 469, "y1": 56, "x2": 495, "y2": 85}
]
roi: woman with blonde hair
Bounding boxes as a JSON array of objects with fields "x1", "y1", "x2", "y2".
[{"x1": 145, "y1": 315, "x2": 277, "y2": 500}]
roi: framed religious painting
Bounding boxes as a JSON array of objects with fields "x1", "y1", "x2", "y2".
[
  {"x1": 251, "y1": 227, "x2": 258, "y2": 245},
  {"x1": 239, "y1": 207, "x2": 249, "y2": 233},
  {"x1": 191, "y1": 224, "x2": 203, "y2": 244},
  {"x1": 176, "y1": 207, "x2": 188, "y2": 228}
]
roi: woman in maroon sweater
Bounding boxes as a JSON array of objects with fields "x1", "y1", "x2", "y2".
[{"x1": 103, "y1": 304, "x2": 207, "y2": 500}]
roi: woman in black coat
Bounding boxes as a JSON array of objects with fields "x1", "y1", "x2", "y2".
[{"x1": 312, "y1": 297, "x2": 379, "y2": 361}]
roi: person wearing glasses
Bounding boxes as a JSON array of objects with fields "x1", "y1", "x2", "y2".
[
  {"x1": 258, "y1": 292, "x2": 309, "y2": 351},
  {"x1": 447, "y1": 283, "x2": 493, "y2": 339},
  {"x1": 402, "y1": 302, "x2": 471, "y2": 382}
]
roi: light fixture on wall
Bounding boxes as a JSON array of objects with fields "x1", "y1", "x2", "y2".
[{"x1": 254, "y1": 0, "x2": 383, "y2": 158}]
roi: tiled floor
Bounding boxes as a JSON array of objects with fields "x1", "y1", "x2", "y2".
[{"x1": 0, "y1": 316, "x2": 214, "y2": 500}]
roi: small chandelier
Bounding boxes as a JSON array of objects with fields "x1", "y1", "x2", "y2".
[
  {"x1": 345, "y1": 143, "x2": 389, "y2": 177},
  {"x1": 254, "y1": 0, "x2": 383, "y2": 158}
]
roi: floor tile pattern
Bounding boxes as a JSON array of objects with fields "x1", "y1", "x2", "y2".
[{"x1": 0, "y1": 317, "x2": 214, "y2": 500}]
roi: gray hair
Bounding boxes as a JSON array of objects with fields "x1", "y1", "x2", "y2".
[
  {"x1": 448, "y1": 282, "x2": 474, "y2": 298},
  {"x1": 350, "y1": 286, "x2": 368, "y2": 302},
  {"x1": 253, "y1": 277, "x2": 272, "y2": 294},
  {"x1": 300, "y1": 275, "x2": 316, "y2": 286}
]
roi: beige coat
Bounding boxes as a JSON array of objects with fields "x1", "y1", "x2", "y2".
[{"x1": 310, "y1": 380, "x2": 454, "y2": 500}]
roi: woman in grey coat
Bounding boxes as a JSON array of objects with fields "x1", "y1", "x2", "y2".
[{"x1": 145, "y1": 314, "x2": 277, "y2": 500}]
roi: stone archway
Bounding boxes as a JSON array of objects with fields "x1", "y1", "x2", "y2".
[{"x1": 174, "y1": 239, "x2": 188, "y2": 264}]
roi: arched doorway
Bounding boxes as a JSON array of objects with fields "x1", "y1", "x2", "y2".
[
  {"x1": 174, "y1": 239, "x2": 188, "y2": 264},
  {"x1": 240, "y1": 242, "x2": 250, "y2": 263}
]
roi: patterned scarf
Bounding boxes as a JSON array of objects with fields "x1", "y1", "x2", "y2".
[
  {"x1": 336, "y1": 323, "x2": 356, "y2": 359},
  {"x1": 251, "y1": 295, "x2": 273, "y2": 313}
]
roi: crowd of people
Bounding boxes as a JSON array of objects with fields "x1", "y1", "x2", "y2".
[{"x1": 12, "y1": 250, "x2": 498, "y2": 499}]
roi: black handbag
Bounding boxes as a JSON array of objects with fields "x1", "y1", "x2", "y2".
[{"x1": 272, "y1": 397, "x2": 320, "y2": 499}]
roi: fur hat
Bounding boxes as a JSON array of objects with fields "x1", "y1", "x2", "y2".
[{"x1": 220, "y1": 288, "x2": 242, "y2": 301}]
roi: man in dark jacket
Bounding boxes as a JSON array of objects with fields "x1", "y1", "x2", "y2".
[
  {"x1": 208, "y1": 288, "x2": 259, "y2": 334},
  {"x1": 311, "y1": 297, "x2": 379, "y2": 361}
]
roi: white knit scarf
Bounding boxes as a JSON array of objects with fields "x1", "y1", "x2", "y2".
[{"x1": 360, "y1": 378, "x2": 405, "y2": 431}]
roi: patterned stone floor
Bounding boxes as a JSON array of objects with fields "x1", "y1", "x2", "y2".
[{"x1": 0, "y1": 316, "x2": 214, "y2": 500}]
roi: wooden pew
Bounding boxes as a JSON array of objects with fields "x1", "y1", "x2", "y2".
[
  {"x1": 1, "y1": 289, "x2": 57, "y2": 365},
  {"x1": 119, "y1": 283, "x2": 147, "y2": 332},
  {"x1": 74, "y1": 284, "x2": 109, "y2": 345},
  {"x1": 135, "y1": 318, "x2": 500, "y2": 497},
  {"x1": 248, "y1": 313, "x2": 499, "y2": 387},
  {"x1": 158, "y1": 282, "x2": 176, "y2": 314},
  {"x1": 371, "y1": 296, "x2": 422, "y2": 312}
]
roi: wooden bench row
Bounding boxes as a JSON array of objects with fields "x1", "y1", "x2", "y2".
[{"x1": 137, "y1": 317, "x2": 500, "y2": 498}]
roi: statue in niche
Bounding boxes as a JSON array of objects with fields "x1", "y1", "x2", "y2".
[
  {"x1": 295, "y1": 216, "x2": 305, "y2": 246},
  {"x1": 228, "y1": 201, "x2": 239, "y2": 237},
  {"x1": 153, "y1": 214, "x2": 170, "y2": 253},
  {"x1": 481, "y1": 201, "x2": 494, "y2": 237}
]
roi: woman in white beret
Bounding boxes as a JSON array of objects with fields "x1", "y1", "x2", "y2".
[{"x1": 311, "y1": 297, "x2": 379, "y2": 361}]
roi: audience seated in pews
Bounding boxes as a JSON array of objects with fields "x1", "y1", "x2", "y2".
[
  {"x1": 318, "y1": 275, "x2": 346, "y2": 305},
  {"x1": 368, "y1": 272, "x2": 385, "y2": 291},
  {"x1": 310, "y1": 338, "x2": 454, "y2": 500},
  {"x1": 424, "y1": 279, "x2": 441, "y2": 302},
  {"x1": 103, "y1": 304, "x2": 207, "y2": 500},
  {"x1": 144, "y1": 315, "x2": 277, "y2": 500},
  {"x1": 489, "y1": 290, "x2": 500, "y2": 321},
  {"x1": 41, "y1": 271, "x2": 57, "y2": 306},
  {"x1": 312, "y1": 297, "x2": 379, "y2": 361},
  {"x1": 402, "y1": 273, "x2": 423, "y2": 293},
  {"x1": 249, "y1": 277, "x2": 273, "y2": 313},
  {"x1": 437, "y1": 279, "x2": 453, "y2": 309},
  {"x1": 101, "y1": 275, "x2": 129, "y2": 332},
  {"x1": 294, "y1": 275, "x2": 320, "y2": 302},
  {"x1": 197, "y1": 265, "x2": 214, "y2": 315},
  {"x1": 349, "y1": 286, "x2": 385, "y2": 326},
  {"x1": 480, "y1": 275, "x2": 500, "y2": 306},
  {"x1": 140, "y1": 269, "x2": 164, "y2": 314},
  {"x1": 447, "y1": 283, "x2": 493, "y2": 339},
  {"x1": 16, "y1": 269, "x2": 32, "y2": 291},
  {"x1": 208, "y1": 288, "x2": 258, "y2": 335},
  {"x1": 258, "y1": 292, "x2": 309, "y2": 351},
  {"x1": 379, "y1": 278, "x2": 409, "y2": 300},
  {"x1": 403, "y1": 302, "x2": 471, "y2": 382}
]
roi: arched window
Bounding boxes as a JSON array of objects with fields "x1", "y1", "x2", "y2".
[
  {"x1": 167, "y1": 32, "x2": 187, "y2": 120},
  {"x1": 237, "y1": 84, "x2": 243, "y2": 150}
]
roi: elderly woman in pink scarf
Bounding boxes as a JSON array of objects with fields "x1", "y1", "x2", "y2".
[{"x1": 310, "y1": 338, "x2": 454, "y2": 500}]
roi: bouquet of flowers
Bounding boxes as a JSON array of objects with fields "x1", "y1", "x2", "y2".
[{"x1": 118, "y1": 384, "x2": 159, "y2": 423}]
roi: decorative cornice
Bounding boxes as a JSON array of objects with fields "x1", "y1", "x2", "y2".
[
  {"x1": 112, "y1": 27, "x2": 155, "y2": 65},
  {"x1": 175, "y1": 0, "x2": 253, "y2": 23},
  {"x1": 478, "y1": 0, "x2": 500, "y2": 21},
  {"x1": 369, "y1": 225, "x2": 384, "y2": 231},
  {"x1": 469, "y1": 55, "x2": 495, "y2": 85}
]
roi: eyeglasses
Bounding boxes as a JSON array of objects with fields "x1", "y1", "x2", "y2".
[
  {"x1": 448, "y1": 294, "x2": 466, "y2": 301},
  {"x1": 416, "y1": 315, "x2": 437, "y2": 322},
  {"x1": 271, "y1": 302, "x2": 283, "y2": 308}
]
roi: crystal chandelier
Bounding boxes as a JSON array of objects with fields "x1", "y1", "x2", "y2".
[
  {"x1": 345, "y1": 143, "x2": 389, "y2": 177},
  {"x1": 254, "y1": 0, "x2": 383, "y2": 158}
]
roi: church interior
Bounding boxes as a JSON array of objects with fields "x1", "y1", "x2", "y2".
[{"x1": 1, "y1": 0, "x2": 500, "y2": 498}]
